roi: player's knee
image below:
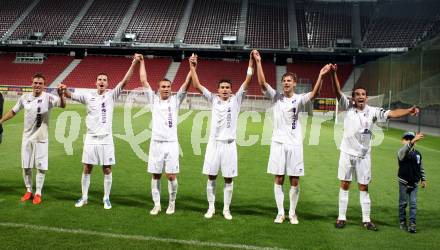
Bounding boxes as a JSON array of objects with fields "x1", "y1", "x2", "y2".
[
  {"x1": 167, "y1": 174, "x2": 176, "y2": 181},
  {"x1": 274, "y1": 175, "x2": 284, "y2": 185},
  {"x1": 83, "y1": 164, "x2": 93, "y2": 174},
  {"x1": 340, "y1": 181, "x2": 350, "y2": 190},
  {"x1": 224, "y1": 177, "x2": 233, "y2": 184},
  {"x1": 102, "y1": 166, "x2": 112, "y2": 175},
  {"x1": 208, "y1": 175, "x2": 217, "y2": 180},
  {"x1": 358, "y1": 184, "x2": 368, "y2": 191},
  {"x1": 289, "y1": 176, "x2": 299, "y2": 186}
]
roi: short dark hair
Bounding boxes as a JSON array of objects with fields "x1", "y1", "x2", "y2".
[
  {"x1": 32, "y1": 73, "x2": 46, "y2": 82},
  {"x1": 96, "y1": 73, "x2": 109, "y2": 80},
  {"x1": 158, "y1": 78, "x2": 172, "y2": 86},
  {"x1": 351, "y1": 86, "x2": 368, "y2": 98},
  {"x1": 281, "y1": 72, "x2": 297, "y2": 82},
  {"x1": 217, "y1": 79, "x2": 232, "y2": 88}
]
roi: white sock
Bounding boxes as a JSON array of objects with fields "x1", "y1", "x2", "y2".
[
  {"x1": 274, "y1": 184, "x2": 284, "y2": 216},
  {"x1": 289, "y1": 185, "x2": 300, "y2": 216},
  {"x1": 360, "y1": 191, "x2": 371, "y2": 222},
  {"x1": 35, "y1": 170, "x2": 46, "y2": 196},
  {"x1": 338, "y1": 188, "x2": 349, "y2": 221},
  {"x1": 103, "y1": 173, "x2": 112, "y2": 200},
  {"x1": 81, "y1": 173, "x2": 91, "y2": 200},
  {"x1": 223, "y1": 182, "x2": 233, "y2": 212},
  {"x1": 22, "y1": 168, "x2": 33, "y2": 193},
  {"x1": 207, "y1": 179, "x2": 216, "y2": 210},
  {"x1": 151, "y1": 178, "x2": 161, "y2": 207},
  {"x1": 168, "y1": 179, "x2": 178, "y2": 204}
]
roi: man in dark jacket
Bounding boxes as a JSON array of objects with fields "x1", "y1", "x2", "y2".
[{"x1": 397, "y1": 131, "x2": 426, "y2": 233}]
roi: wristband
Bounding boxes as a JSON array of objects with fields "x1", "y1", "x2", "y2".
[{"x1": 247, "y1": 67, "x2": 253, "y2": 76}]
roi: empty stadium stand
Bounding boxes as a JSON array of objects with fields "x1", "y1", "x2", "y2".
[
  {"x1": 1, "y1": 0, "x2": 439, "y2": 49},
  {"x1": 62, "y1": 56, "x2": 171, "y2": 90},
  {"x1": 362, "y1": 1, "x2": 440, "y2": 48},
  {"x1": 69, "y1": 0, "x2": 131, "y2": 44},
  {"x1": 287, "y1": 62, "x2": 353, "y2": 98},
  {"x1": 173, "y1": 58, "x2": 276, "y2": 96},
  {"x1": 0, "y1": 0, "x2": 32, "y2": 39},
  {"x1": 245, "y1": 0, "x2": 289, "y2": 49},
  {"x1": 124, "y1": 0, "x2": 186, "y2": 44},
  {"x1": 298, "y1": 2, "x2": 352, "y2": 48},
  {"x1": 360, "y1": 2, "x2": 376, "y2": 41},
  {"x1": 0, "y1": 53, "x2": 73, "y2": 86},
  {"x1": 10, "y1": 0, "x2": 86, "y2": 41},
  {"x1": 184, "y1": 0, "x2": 241, "y2": 45}
]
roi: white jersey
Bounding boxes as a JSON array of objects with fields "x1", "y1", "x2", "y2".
[
  {"x1": 202, "y1": 86, "x2": 245, "y2": 141},
  {"x1": 12, "y1": 92, "x2": 60, "y2": 142},
  {"x1": 338, "y1": 94, "x2": 390, "y2": 157},
  {"x1": 71, "y1": 83, "x2": 123, "y2": 145},
  {"x1": 145, "y1": 88, "x2": 186, "y2": 142},
  {"x1": 264, "y1": 85, "x2": 311, "y2": 146}
]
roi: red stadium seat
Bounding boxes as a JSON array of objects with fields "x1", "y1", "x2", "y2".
[
  {"x1": 0, "y1": 53, "x2": 73, "y2": 86},
  {"x1": 173, "y1": 58, "x2": 276, "y2": 96},
  {"x1": 62, "y1": 56, "x2": 171, "y2": 90}
]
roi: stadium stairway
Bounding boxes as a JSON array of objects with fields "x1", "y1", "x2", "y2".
[
  {"x1": 276, "y1": 65, "x2": 287, "y2": 91},
  {"x1": 342, "y1": 66, "x2": 363, "y2": 92},
  {"x1": 62, "y1": 0, "x2": 94, "y2": 41},
  {"x1": 1, "y1": 0, "x2": 39, "y2": 42},
  {"x1": 113, "y1": 0, "x2": 140, "y2": 41},
  {"x1": 288, "y1": 0, "x2": 299, "y2": 48},
  {"x1": 174, "y1": 0, "x2": 195, "y2": 43},
  {"x1": 164, "y1": 61, "x2": 181, "y2": 83},
  {"x1": 237, "y1": 0, "x2": 249, "y2": 45},
  {"x1": 49, "y1": 59, "x2": 82, "y2": 87}
]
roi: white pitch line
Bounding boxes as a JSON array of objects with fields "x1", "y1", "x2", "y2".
[{"x1": 0, "y1": 222, "x2": 287, "y2": 250}]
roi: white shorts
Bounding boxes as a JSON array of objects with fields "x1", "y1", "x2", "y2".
[
  {"x1": 203, "y1": 140, "x2": 237, "y2": 178},
  {"x1": 338, "y1": 151, "x2": 371, "y2": 185},
  {"x1": 22, "y1": 140, "x2": 48, "y2": 170},
  {"x1": 267, "y1": 141, "x2": 304, "y2": 176},
  {"x1": 82, "y1": 144, "x2": 115, "y2": 166},
  {"x1": 148, "y1": 140, "x2": 179, "y2": 174}
]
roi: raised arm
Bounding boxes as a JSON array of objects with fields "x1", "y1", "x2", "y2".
[
  {"x1": 253, "y1": 50, "x2": 269, "y2": 91},
  {"x1": 308, "y1": 64, "x2": 331, "y2": 100},
  {"x1": 388, "y1": 106, "x2": 419, "y2": 119},
  {"x1": 330, "y1": 64, "x2": 344, "y2": 100},
  {"x1": 240, "y1": 51, "x2": 255, "y2": 91},
  {"x1": 139, "y1": 54, "x2": 151, "y2": 90},
  {"x1": 179, "y1": 69, "x2": 192, "y2": 93},
  {"x1": 189, "y1": 53, "x2": 204, "y2": 92},
  {"x1": 397, "y1": 133, "x2": 424, "y2": 161},
  {"x1": 57, "y1": 84, "x2": 66, "y2": 108},
  {"x1": 117, "y1": 54, "x2": 140, "y2": 90},
  {"x1": 58, "y1": 84, "x2": 71, "y2": 99}
]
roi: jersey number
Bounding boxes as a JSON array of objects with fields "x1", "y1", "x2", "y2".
[
  {"x1": 101, "y1": 103, "x2": 107, "y2": 123},
  {"x1": 292, "y1": 107, "x2": 297, "y2": 129},
  {"x1": 36, "y1": 107, "x2": 42, "y2": 128}
]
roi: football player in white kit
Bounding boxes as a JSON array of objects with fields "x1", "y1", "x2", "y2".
[
  {"x1": 330, "y1": 64, "x2": 419, "y2": 230},
  {"x1": 253, "y1": 50, "x2": 331, "y2": 224},
  {"x1": 189, "y1": 52, "x2": 254, "y2": 220},
  {"x1": 139, "y1": 54, "x2": 192, "y2": 215},
  {"x1": 62, "y1": 54, "x2": 140, "y2": 209},
  {"x1": 0, "y1": 73, "x2": 66, "y2": 204}
]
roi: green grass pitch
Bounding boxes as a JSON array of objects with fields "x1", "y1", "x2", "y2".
[{"x1": 0, "y1": 101, "x2": 439, "y2": 249}]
